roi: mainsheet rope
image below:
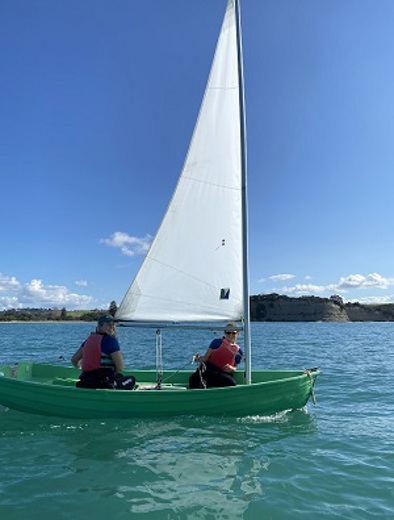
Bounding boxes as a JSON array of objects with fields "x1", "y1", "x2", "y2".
[{"x1": 154, "y1": 328, "x2": 208, "y2": 388}]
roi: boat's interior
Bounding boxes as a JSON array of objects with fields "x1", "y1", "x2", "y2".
[{"x1": 0, "y1": 362, "x2": 306, "y2": 390}]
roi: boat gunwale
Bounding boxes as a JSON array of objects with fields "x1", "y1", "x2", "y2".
[{"x1": 0, "y1": 363, "x2": 320, "y2": 393}]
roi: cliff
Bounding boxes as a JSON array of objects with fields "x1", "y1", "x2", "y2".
[
  {"x1": 250, "y1": 294, "x2": 394, "y2": 322},
  {"x1": 344, "y1": 302, "x2": 394, "y2": 322}
]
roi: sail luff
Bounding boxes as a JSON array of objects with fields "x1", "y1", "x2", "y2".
[{"x1": 234, "y1": 0, "x2": 252, "y2": 384}]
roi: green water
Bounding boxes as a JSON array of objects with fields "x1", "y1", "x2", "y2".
[{"x1": 0, "y1": 322, "x2": 393, "y2": 519}]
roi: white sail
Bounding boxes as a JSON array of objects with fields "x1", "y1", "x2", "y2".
[{"x1": 116, "y1": 0, "x2": 244, "y2": 323}]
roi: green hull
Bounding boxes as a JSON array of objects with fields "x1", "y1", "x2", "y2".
[{"x1": 0, "y1": 363, "x2": 319, "y2": 419}]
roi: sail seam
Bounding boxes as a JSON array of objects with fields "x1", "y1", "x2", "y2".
[
  {"x1": 181, "y1": 175, "x2": 241, "y2": 190},
  {"x1": 208, "y1": 86, "x2": 238, "y2": 90}
]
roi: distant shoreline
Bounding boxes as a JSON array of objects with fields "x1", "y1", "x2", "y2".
[
  {"x1": 250, "y1": 294, "x2": 394, "y2": 322},
  {"x1": 0, "y1": 320, "x2": 94, "y2": 324},
  {"x1": 2, "y1": 295, "x2": 394, "y2": 323}
]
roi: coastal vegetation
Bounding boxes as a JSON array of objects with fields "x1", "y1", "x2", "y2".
[
  {"x1": 1, "y1": 296, "x2": 394, "y2": 322},
  {"x1": 250, "y1": 294, "x2": 394, "y2": 322},
  {"x1": 0, "y1": 301, "x2": 118, "y2": 323}
]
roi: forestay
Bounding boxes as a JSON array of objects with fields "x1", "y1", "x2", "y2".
[{"x1": 116, "y1": 0, "x2": 244, "y2": 323}]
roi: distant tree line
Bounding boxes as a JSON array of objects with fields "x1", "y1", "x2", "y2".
[
  {"x1": 2, "y1": 296, "x2": 393, "y2": 323},
  {"x1": 0, "y1": 301, "x2": 118, "y2": 322}
]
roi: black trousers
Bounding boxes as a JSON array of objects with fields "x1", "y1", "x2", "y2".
[
  {"x1": 189, "y1": 361, "x2": 237, "y2": 389},
  {"x1": 76, "y1": 369, "x2": 136, "y2": 390}
]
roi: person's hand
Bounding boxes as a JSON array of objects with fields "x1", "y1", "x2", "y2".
[{"x1": 223, "y1": 364, "x2": 236, "y2": 373}]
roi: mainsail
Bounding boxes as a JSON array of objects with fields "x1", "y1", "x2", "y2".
[{"x1": 116, "y1": 0, "x2": 245, "y2": 323}]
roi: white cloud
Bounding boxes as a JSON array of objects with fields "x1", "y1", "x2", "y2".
[
  {"x1": 269, "y1": 274, "x2": 296, "y2": 281},
  {"x1": 262, "y1": 271, "x2": 394, "y2": 302},
  {"x1": 349, "y1": 295, "x2": 394, "y2": 304},
  {"x1": 101, "y1": 231, "x2": 152, "y2": 257},
  {"x1": 75, "y1": 280, "x2": 88, "y2": 287},
  {"x1": 282, "y1": 283, "x2": 337, "y2": 295},
  {"x1": 337, "y1": 273, "x2": 394, "y2": 290},
  {"x1": 21, "y1": 279, "x2": 94, "y2": 307},
  {"x1": 0, "y1": 296, "x2": 20, "y2": 308},
  {"x1": 0, "y1": 274, "x2": 95, "y2": 310},
  {"x1": 0, "y1": 273, "x2": 21, "y2": 293}
]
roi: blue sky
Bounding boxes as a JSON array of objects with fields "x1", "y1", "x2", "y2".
[{"x1": 1, "y1": 0, "x2": 394, "y2": 311}]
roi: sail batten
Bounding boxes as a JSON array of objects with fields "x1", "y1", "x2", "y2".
[{"x1": 116, "y1": 0, "x2": 244, "y2": 324}]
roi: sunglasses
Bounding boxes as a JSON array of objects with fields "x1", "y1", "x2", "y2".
[{"x1": 225, "y1": 331, "x2": 238, "y2": 335}]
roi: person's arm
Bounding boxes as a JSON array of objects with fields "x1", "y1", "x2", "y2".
[
  {"x1": 195, "y1": 348, "x2": 212, "y2": 363},
  {"x1": 71, "y1": 345, "x2": 84, "y2": 368},
  {"x1": 111, "y1": 350, "x2": 124, "y2": 373},
  {"x1": 223, "y1": 347, "x2": 243, "y2": 373},
  {"x1": 234, "y1": 349, "x2": 244, "y2": 366},
  {"x1": 195, "y1": 337, "x2": 223, "y2": 363}
]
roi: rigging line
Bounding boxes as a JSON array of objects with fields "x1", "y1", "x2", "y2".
[{"x1": 160, "y1": 357, "x2": 196, "y2": 384}]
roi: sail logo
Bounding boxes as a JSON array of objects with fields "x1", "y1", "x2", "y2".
[{"x1": 220, "y1": 288, "x2": 230, "y2": 300}]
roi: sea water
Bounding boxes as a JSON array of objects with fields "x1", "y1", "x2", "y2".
[{"x1": 0, "y1": 322, "x2": 393, "y2": 519}]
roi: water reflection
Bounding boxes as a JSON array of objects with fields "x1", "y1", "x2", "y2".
[
  {"x1": 0, "y1": 410, "x2": 319, "y2": 518},
  {"x1": 43, "y1": 411, "x2": 315, "y2": 518}
]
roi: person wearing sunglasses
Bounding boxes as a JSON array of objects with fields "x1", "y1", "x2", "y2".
[{"x1": 189, "y1": 322, "x2": 244, "y2": 389}]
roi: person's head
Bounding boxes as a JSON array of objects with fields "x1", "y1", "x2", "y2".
[
  {"x1": 97, "y1": 315, "x2": 116, "y2": 335},
  {"x1": 224, "y1": 322, "x2": 239, "y2": 343}
]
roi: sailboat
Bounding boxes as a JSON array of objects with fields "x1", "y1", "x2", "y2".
[{"x1": 0, "y1": 0, "x2": 318, "y2": 419}]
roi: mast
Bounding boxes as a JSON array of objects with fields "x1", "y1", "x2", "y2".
[{"x1": 234, "y1": 0, "x2": 252, "y2": 384}]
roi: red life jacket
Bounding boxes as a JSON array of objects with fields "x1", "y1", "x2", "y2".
[
  {"x1": 81, "y1": 334, "x2": 114, "y2": 372},
  {"x1": 208, "y1": 339, "x2": 240, "y2": 370}
]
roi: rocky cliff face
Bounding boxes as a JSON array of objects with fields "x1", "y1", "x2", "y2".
[
  {"x1": 250, "y1": 294, "x2": 394, "y2": 322},
  {"x1": 344, "y1": 302, "x2": 394, "y2": 322}
]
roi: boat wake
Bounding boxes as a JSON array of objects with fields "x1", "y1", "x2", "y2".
[
  {"x1": 238, "y1": 405, "x2": 314, "y2": 424},
  {"x1": 238, "y1": 410, "x2": 293, "y2": 424}
]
